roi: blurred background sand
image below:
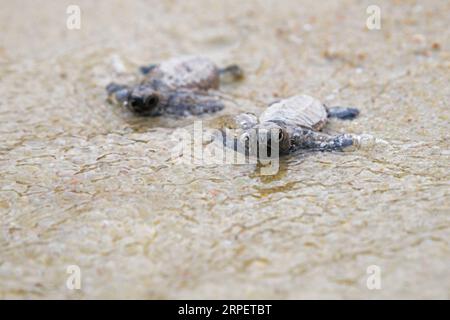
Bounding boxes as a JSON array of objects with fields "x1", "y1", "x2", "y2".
[{"x1": 0, "y1": 0, "x2": 449, "y2": 299}]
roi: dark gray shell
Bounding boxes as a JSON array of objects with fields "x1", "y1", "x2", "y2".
[
  {"x1": 259, "y1": 95, "x2": 328, "y2": 130},
  {"x1": 146, "y1": 56, "x2": 220, "y2": 91}
]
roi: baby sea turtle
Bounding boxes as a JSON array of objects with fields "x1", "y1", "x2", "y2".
[
  {"x1": 106, "y1": 56, "x2": 243, "y2": 117},
  {"x1": 220, "y1": 94, "x2": 360, "y2": 156}
]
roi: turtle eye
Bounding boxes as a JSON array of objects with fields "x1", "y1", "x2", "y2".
[
  {"x1": 278, "y1": 130, "x2": 284, "y2": 141},
  {"x1": 240, "y1": 133, "x2": 250, "y2": 145},
  {"x1": 145, "y1": 94, "x2": 159, "y2": 109},
  {"x1": 129, "y1": 96, "x2": 144, "y2": 108}
]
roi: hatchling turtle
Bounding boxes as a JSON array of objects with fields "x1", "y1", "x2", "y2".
[
  {"x1": 106, "y1": 56, "x2": 243, "y2": 117},
  {"x1": 220, "y1": 94, "x2": 360, "y2": 156}
]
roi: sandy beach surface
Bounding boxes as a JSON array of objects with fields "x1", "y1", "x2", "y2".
[{"x1": 0, "y1": 0, "x2": 449, "y2": 299}]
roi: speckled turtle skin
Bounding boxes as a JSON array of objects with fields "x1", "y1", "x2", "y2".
[
  {"x1": 106, "y1": 56, "x2": 243, "y2": 117},
  {"x1": 221, "y1": 94, "x2": 360, "y2": 155}
]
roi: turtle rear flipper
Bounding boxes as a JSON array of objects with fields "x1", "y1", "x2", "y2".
[
  {"x1": 139, "y1": 64, "x2": 157, "y2": 75},
  {"x1": 219, "y1": 64, "x2": 244, "y2": 81},
  {"x1": 292, "y1": 128, "x2": 355, "y2": 151}
]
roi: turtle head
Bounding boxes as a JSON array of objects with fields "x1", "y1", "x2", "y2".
[
  {"x1": 106, "y1": 83, "x2": 167, "y2": 116},
  {"x1": 124, "y1": 85, "x2": 165, "y2": 116},
  {"x1": 239, "y1": 122, "x2": 290, "y2": 157}
]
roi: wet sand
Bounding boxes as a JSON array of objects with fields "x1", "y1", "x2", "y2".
[{"x1": 0, "y1": 0, "x2": 449, "y2": 299}]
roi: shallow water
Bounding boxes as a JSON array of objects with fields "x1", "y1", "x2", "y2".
[{"x1": 0, "y1": 0, "x2": 449, "y2": 298}]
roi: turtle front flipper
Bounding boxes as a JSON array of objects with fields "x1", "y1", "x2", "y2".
[
  {"x1": 106, "y1": 82, "x2": 130, "y2": 104},
  {"x1": 165, "y1": 90, "x2": 225, "y2": 116},
  {"x1": 291, "y1": 128, "x2": 355, "y2": 152},
  {"x1": 327, "y1": 106, "x2": 360, "y2": 120},
  {"x1": 215, "y1": 113, "x2": 258, "y2": 153},
  {"x1": 234, "y1": 113, "x2": 258, "y2": 130}
]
